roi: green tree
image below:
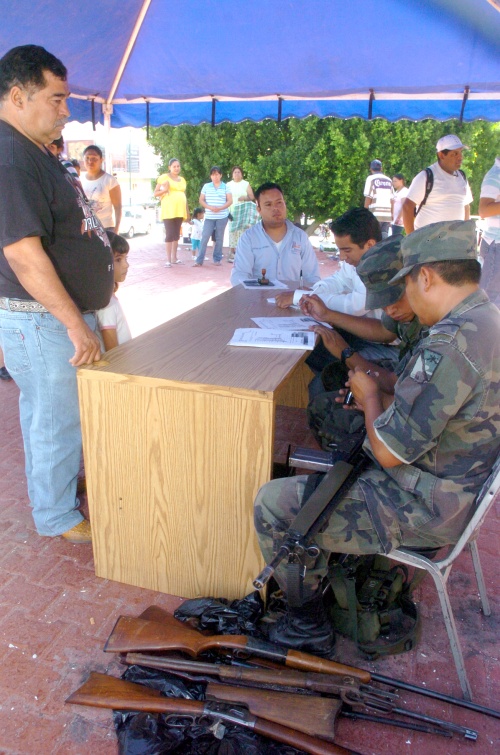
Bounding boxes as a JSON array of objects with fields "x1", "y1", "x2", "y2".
[{"x1": 148, "y1": 118, "x2": 499, "y2": 232}]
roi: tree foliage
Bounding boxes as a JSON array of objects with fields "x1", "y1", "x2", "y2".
[{"x1": 148, "y1": 118, "x2": 499, "y2": 233}]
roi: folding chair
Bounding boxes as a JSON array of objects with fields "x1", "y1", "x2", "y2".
[{"x1": 387, "y1": 454, "x2": 500, "y2": 700}]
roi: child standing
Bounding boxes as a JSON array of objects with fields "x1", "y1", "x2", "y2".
[
  {"x1": 191, "y1": 207, "x2": 205, "y2": 261},
  {"x1": 96, "y1": 232, "x2": 132, "y2": 351}
]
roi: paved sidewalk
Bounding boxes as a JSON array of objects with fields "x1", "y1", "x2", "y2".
[{"x1": 0, "y1": 229, "x2": 498, "y2": 753}]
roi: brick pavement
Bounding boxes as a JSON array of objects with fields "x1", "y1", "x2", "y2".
[{"x1": 0, "y1": 228, "x2": 498, "y2": 753}]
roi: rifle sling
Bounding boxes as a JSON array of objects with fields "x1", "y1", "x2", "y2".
[
  {"x1": 291, "y1": 460, "x2": 354, "y2": 537},
  {"x1": 286, "y1": 460, "x2": 354, "y2": 606}
]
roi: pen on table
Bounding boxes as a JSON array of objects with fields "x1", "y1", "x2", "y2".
[{"x1": 299, "y1": 269, "x2": 303, "y2": 288}]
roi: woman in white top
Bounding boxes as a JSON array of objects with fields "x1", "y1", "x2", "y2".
[
  {"x1": 226, "y1": 166, "x2": 255, "y2": 261},
  {"x1": 80, "y1": 145, "x2": 122, "y2": 232}
]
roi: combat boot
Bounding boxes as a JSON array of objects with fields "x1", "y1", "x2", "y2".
[{"x1": 268, "y1": 592, "x2": 336, "y2": 658}]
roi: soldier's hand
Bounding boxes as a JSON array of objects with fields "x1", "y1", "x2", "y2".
[
  {"x1": 67, "y1": 322, "x2": 102, "y2": 366},
  {"x1": 311, "y1": 324, "x2": 348, "y2": 358},
  {"x1": 347, "y1": 367, "x2": 379, "y2": 410},
  {"x1": 275, "y1": 291, "x2": 294, "y2": 308}
]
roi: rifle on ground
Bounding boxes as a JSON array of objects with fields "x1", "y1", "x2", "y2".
[
  {"x1": 106, "y1": 609, "x2": 500, "y2": 722},
  {"x1": 104, "y1": 613, "x2": 371, "y2": 682},
  {"x1": 123, "y1": 652, "x2": 476, "y2": 740},
  {"x1": 66, "y1": 672, "x2": 355, "y2": 755}
]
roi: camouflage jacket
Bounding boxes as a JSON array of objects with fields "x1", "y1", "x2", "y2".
[
  {"x1": 370, "y1": 290, "x2": 500, "y2": 540},
  {"x1": 381, "y1": 313, "x2": 428, "y2": 374}
]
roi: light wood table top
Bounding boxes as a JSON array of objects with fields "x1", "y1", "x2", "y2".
[{"x1": 82, "y1": 284, "x2": 314, "y2": 393}]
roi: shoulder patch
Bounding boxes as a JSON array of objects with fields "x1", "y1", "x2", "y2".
[{"x1": 409, "y1": 349, "x2": 442, "y2": 382}]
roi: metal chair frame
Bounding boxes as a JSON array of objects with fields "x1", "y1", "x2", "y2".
[
  {"x1": 387, "y1": 455, "x2": 500, "y2": 700},
  {"x1": 289, "y1": 447, "x2": 500, "y2": 701}
]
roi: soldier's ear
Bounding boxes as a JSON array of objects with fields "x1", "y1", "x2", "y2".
[{"x1": 419, "y1": 266, "x2": 435, "y2": 291}]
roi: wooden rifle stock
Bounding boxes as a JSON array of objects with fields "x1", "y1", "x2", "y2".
[
  {"x1": 206, "y1": 682, "x2": 341, "y2": 742},
  {"x1": 66, "y1": 672, "x2": 354, "y2": 755},
  {"x1": 104, "y1": 614, "x2": 371, "y2": 684}
]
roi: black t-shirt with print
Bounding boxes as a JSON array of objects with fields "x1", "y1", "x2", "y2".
[{"x1": 0, "y1": 120, "x2": 114, "y2": 311}]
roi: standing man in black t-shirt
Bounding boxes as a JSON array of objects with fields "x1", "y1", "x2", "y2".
[{"x1": 0, "y1": 45, "x2": 114, "y2": 543}]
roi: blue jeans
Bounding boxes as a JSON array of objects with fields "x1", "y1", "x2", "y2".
[
  {"x1": 0, "y1": 307, "x2": 97, "y2": 536},
  {"x1": 196, "y1": 216, "x2": 228, "y2": 264}
]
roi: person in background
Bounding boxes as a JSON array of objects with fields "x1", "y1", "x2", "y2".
[
  {"x1": 96, "y1": 233, "x2": 131, "y2": 351},
  {"x1": 226, "y1": 165, "x2": 256, "y2": 262},
  {"x1": 154, "y1": 158, "x2": 189, "y2": 267},
  {"x1": 80, "y1": 144, "x2": 122, "y2": 233},
  {"x1": 190, "y1": 207, "x2": 205, "y2": 261},
  {"x1": 478, "y1": 156, "x2": 500, "y2": 307},
  {"x1": 47, "y1": 136, "x2": 81, "y2": 184},
  {"x1": 194, "y1": 166, "x2": 232, "y2": 267},
  {"x1": 403, "y1": 134, "x2": 472, "y2": 234},
  {"x1": 71, "y1": 158, "x2": 81, "y2": 176},
  {"x1": 364, "y1": 159, "x2": 393, "y2": 238},
  {"x1": 391, "y1": 174, "x2": 408, "y2": 236}
]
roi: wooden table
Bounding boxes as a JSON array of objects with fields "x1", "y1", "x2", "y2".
[{"x1": 77, "y1": 285, "x2": 313, "y2": 599}]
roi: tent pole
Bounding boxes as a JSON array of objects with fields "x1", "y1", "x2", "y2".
[
  {"x1": 106, "y1": 0, "x2": 152, "y2": 108},
  {"x1": 102, "y1": 104, "x2": 113, "y2": 174},
  {"x1": 459, "y1": 86, "x2": 470, "y2": 124}
]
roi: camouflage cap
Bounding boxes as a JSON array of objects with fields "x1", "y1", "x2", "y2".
[
  {"x1": 390, "y1": 219, "x2": 478, "y2": 284},
  {"x1": 357, "y1": 236, "x2": 405, "y2": 309}
]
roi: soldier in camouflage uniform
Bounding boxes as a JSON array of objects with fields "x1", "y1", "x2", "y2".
[
  {"x1": 305, "y1": 237, "x2": 427, "y2": 450},
  {"x1": 255, "y1": 219, "x2": 500, "y2": 656}
]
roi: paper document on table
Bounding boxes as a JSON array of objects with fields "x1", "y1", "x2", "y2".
[
  {"x1": 228, "y1": 329, "x2": 316, "y2": 350},
  {"x1": 251, "y1": 316, "x2": 328, "y2": 330},
  {"x1": 241, "y1": 279, "x2": 288, "y2": 290}
]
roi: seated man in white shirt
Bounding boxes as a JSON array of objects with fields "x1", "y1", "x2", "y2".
[
  {"x1": 275, "y1": 207, "x2": 378, "y2": 315},
  {"x1": 279, "y1": 207, "x2": 399, "y2": 396},
  {"x1": 230, "y1": 182, "x2": 320, "y2": 288}
]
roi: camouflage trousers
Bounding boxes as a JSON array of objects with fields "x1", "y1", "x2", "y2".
[{"x1": 254, "y1": 470, "x2": 444, "y2": 603}]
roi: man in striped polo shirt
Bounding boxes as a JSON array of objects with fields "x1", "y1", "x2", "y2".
[
  {"x1": 364, "y1": 159, "x2": 393, "y2": 239},
  {"x1": 195, "y1": 166, "x2": 233, "y2": 266}
]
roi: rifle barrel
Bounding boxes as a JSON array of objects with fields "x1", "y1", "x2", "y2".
[{"x1": 371, "y1": 672, "x2": 500, "y2": 720}]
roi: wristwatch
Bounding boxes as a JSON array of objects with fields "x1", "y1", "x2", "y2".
[{"x1": 340, "y1": 347, "x2": 357, "y2": 365}]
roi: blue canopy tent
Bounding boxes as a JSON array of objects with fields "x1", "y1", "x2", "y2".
[{"x1": 0, "y1": 0, "x2": 499, "y2": 127}]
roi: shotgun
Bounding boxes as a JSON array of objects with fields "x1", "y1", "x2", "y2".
[
  {"x1": 122, "y1": 653, "x2": 476, "y2": 740},
  {"x1": 104, "y1": 614, "x2": 371, "y2": 683},
  {"x1": 119, "y1": 607, "x2": 500, "y2": 721},
  {"x1": 66, "y1": 672, "x2": 355, "y2": 755}
]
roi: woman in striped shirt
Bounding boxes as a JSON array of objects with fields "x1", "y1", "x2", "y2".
[{"x1": 194, "y1": 166, "x2": 232, "y2": 266}]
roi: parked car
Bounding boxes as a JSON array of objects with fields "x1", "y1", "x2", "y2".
[{"x1": 120, "y1": 206, "x2": 152, "y2": 238}]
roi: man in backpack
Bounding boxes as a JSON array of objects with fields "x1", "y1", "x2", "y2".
[
  {"x1": 403, "y1": 135, "x2": 473, "y2": 235},
  {"x1": 254, "y1": 220, "x2": 500, "y2": 657}
]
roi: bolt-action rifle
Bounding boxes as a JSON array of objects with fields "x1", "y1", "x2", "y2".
[
  {"x1": 66, "y1": 672, "x2": 355, "y2": 755},
  {"x1": 104, "y1": 609, "x2": 500, "y2": 722},
  {"x1": 122, "y1": 652, "x2": 477, "y2": 740}
]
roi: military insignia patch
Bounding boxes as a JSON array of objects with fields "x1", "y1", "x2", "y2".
[{"x1": 409, "y1": 349, "x2": 442, "y2": 382}]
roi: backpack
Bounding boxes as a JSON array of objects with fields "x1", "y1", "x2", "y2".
[
  {"x1": 414, "y1": 166, "x2": 467, "y2": 217},
  {"x1": 323, "y1": 553, "x2": 424, "y2": 659}
]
